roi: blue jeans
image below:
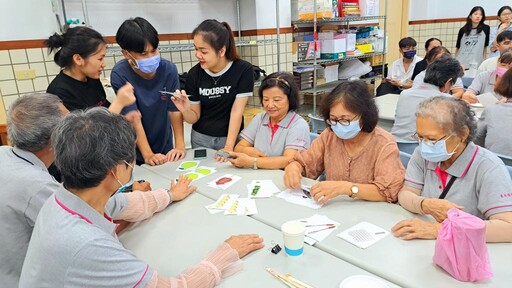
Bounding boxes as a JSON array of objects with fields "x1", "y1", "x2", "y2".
[{"x1": 191, "y1": 129, "x2": 227, "y2": 150}]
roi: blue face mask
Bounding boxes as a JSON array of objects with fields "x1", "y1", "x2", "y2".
[
  {"x1": 331, "y1": 121, "x2": 361, "y2": 140},
  {"x1": 403, "y1": 50, "x2": 416, "y2": 59},
  {"x1": 130, "y1": 53, "x2": 160, "y2": 74},
  {"x1": 420, "y1": 136, "x2": 459, "y2": 163}
]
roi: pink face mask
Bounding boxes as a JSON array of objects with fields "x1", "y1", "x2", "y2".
[{"x1": 495, "y1": 66, "x2": 508, "y2": 77}]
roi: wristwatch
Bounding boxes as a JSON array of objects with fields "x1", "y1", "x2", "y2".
[
  {"x1": 350, "y1": 184, "x2": 359, "y2": 198},
  {"x1": 399, "y1": 84, "x2": 404, "y2": 89},
  {"x1": 252, "y1": 157, "x2": 258, "y2": 170}
]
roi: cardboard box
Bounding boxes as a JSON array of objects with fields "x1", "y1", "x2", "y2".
[
  {"x1": 304, "y1": 92, "x2": 329, "y2": 106},
  {"x1": 356, "y1": 43, "x2": 374, "y2": 54},
  {"x1": 370, "y1": 54, "x2": 383, "y2": 66},
  {"x1": 292, "y1": 42, "x2": 321, "y2": 62},
  {"x1": 321, "y1": 38, "x2": 346, "y2": 59}
]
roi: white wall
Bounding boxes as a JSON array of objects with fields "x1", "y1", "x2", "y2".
[
  {"x1": 410, "y1": 0, "x2": 508, "y2": 21},
  {"x1": 1, "y1": 0, "x2": 292, "y2": 41}
]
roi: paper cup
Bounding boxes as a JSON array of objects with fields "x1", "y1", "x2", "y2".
[{"x1": 281, "y1": 221, "x2": 305, "y2": 257}]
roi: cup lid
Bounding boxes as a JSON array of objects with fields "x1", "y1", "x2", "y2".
[{"x1": 340, "y1": 275, "x2": 389, "y2": 288}]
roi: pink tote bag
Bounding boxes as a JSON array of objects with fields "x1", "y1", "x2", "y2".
[{"x1": 433, "y1": 208, "x2": 493, "y2": 282}]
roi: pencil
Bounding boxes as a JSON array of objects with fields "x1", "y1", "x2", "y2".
[{"x1": 159, "y1": 91, "x2": 192, "y2": 97}]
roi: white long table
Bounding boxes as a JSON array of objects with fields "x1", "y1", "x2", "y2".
[
  {"x1": 139, "y1": 151, "x2": 512, "y2": 288},
  {"x1": 375, "y1": 93, "x2": 398, "y2": 132},
  {"x1": 121, "y1": 166, "x2": 398, "y2": 288}
]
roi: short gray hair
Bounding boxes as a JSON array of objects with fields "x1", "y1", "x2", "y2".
[
  {"x1": 415, "y1": 96, "x2": 476, "y2": 143},
  {"x1": 424, "y1": 55, "x2": 464, "y2": 87},
  {"x1": 51, "y1": 107, "x2": 136, "y2": 189},
  {"x1": 7, "y1": 93, "x2": 64, "y2": 152}
]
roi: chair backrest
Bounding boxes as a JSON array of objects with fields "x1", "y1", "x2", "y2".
[
  {"x1": 310, "y1": 132, "x2": 319, "y2": 143},
  {"x1": 507, "y1": 166, "x2": 512, "y2": 180},
  {"x1": 397, "y1": 142, "x2": 419, "y2": 155},
  {"x1": 308, "y1": 113, "x2": 326, "y2": 134},
  {"x1": 399, "y1": 151, "x2": 412, "y2": 169}
]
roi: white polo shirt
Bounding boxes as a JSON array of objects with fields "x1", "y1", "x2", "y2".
[
  {"x1": 405, "y1": 142, "x2": 512, "y2": 219},
  {"x1": 387, "y1": 55, "x2": 423, "y2": 85},
  {"x1": 412, "y1": 71, "x2": 464, "y2": 90},
  {"x1": 19, "y1": 187, "x2": 153, "y2": 287},
  {"x1": 240, "y1": 111, "x2": 310, "y2": 156},
  {"x1": 467, "y1": 70, "x2": 503, "y2": 100},
  {"x1": 392, "y1": 83, "x2": 452, "y2": 142},
  {"x1": 478, "y1": 57, "x2": 498, "y2": 73}
]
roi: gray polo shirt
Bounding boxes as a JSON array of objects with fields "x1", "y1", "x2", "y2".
[
  {"x1": 240, "y1": 111, "x2": 310, "y2": 156},
  {"x1": 405, "y1": 142, "x2": 512, "y2": 219},
  {"x1": 392, "y1": 84, "x2": 452, "y2": 142},
  {"x1": 412, "y1": 71, "x2": 464, "y2": 89},
  {"x1": 467, "y1": 70, "x2": 503, "y2": 100},
  {"x1": 19, "y1": 187, "x2": 154, "y2": 287},
  {"x1": 0, "y1": 146, "x2": 62, "y2": 287},
  {"x1": 475, "y1": 102, "x2": 512, "y2": 156}
]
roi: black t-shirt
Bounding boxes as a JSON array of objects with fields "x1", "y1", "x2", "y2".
[
  {"x1": 47, "y1": 71, "x2": 110, "y2": 111},
  {"x1": 186, "y1": 60, "x2": 254, "y2": 137},
  {"x1": 411, "y1": 59, "x2": 428, "y2": 80}
]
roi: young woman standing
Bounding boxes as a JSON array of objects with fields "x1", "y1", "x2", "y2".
[
  {"x1": 173, "y1": 19, "x2": 254, "y2": 153},
  {"x1": 455, "y1": 6, "x2": 490, "y2": 68}
]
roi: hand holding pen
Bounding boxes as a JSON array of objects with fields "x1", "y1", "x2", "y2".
[{"x1": 168, "y1": 89, "x2": 191, "y2": 112}]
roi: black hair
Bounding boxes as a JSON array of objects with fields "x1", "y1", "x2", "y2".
[
  {"x1": 425, "y1": 46, "x2": 451, "y2": 64},
  {"x1": 320, "y1": 81, "x2": 378, "y2": 133},
  {"x1": 258, "y1": 72, "x2": 300, "y2": 112},
  {"x1": 424, "y1": 38, "x2": 442, "y2": 50},
  {"x1": 498, "y1": 48, "x2": 512, "y2": 64},
  {"x1": 497, "y1": 30, "x2": 512, "y2": 43},
  {"x1": 462, "y1": 6, "x2": 486, "y2": 36},
  {"x1": 398, "y1": 37, "x2": 417, "y2": 49},
  {"x1": 424, "y1": 55, "x2": 464, "y2": 87},
  {"x1": 497, "y1": 6, "x2": 512, "y2": 17},
  {"x1": 495, "y1": 68, "x2": 512, "y2": 99},
  {"x1": 116, "y1": 17, "x2": 159, "y2": 53},
  {"x1": 192, "y1": 19, "x2": 240, "y2": 61},
  {"x1": 45, "y1": 26, "x2": 105, "y2": 68}
]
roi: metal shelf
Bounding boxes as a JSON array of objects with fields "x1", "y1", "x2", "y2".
[
  {"x1": 105, "y1": 39, "x2": 278, "y2": 56},
  {"x1": 299, "y1": 75, "x2": 382, "y2": 95},
  {"x1": 292, "y1": 15, "x2": 385, "y2": 26},
  {"x1": 294, "y1": 52, "x2": 385, "y2": 65}
]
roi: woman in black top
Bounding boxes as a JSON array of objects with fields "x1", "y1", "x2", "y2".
[{"x1": 411, "y1": 38, "x2": 442, "y2": 80}]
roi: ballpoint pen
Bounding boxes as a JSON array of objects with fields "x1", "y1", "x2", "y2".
[
  {"x1": 307, "y1": 225, "x2": 336, "y2": 234},
  {"x1": 159, "y1": 91, "x2": 192, "y2": 97}
]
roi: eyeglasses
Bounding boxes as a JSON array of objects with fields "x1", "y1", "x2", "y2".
[
  {"x1": 326, "y1": 115, "x2": 359, "y2": 126},
  {"x1": 413, "y1": 133, "x2": 451, "y2": 144}
]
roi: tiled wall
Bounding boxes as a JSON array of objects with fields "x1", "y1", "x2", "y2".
[
  {"x1": 408, "y1": 20, "x2": 500, "y2": 57},
  {"x1": 0, "y1": 33, "x2": 293, "y2": 113}
]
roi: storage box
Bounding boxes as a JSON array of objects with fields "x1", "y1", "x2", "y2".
[
  {"x1": 369, "y1": 54, "x2": 383, "y2": 66},
  {"x1": 292, "y1": 42, "x2": 321, "y2": 62},
  {"x1": 355, "y1": 43, "x2": 374, "y2": 54},
  {"x1": 321, "y1": 38, "x2": 346, "y2": 59},
  {"x1": 304, "y1": 92, "x2": 329, "y2": 106},
  {"x1": 340, "y1": 33, "x2": 357, "y2": 51},
  {"x1": 322, "y1": 63, "x2": 339, "y2": 83}
]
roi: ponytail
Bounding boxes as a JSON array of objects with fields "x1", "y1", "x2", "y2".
[{"x1": 192, "y1": 19, "x2": 240, "y2": 61}]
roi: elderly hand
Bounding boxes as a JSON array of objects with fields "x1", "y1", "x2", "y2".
[
  {"x1": 224, "y1": 234, "x2": 264, "y2": 258},
  {"x1": 284, "y1": 162, "x2": 302, "y2": 189},
  {"x1": 215, "y1": 149, "x2": 233, "y2": 163},
  {"x1": 166, "y1": 148, "x2": 186, "y2": 162},
  {"x1": 391, "y1": 218, "x2": 442, "y2": 240},
  {"x1": 144, "y1": 153, "x2": 168, "y2": 166},
  {"x1": 461, "y1": 91, "x2": 478, "y2": 104},
  {"x1": 421, "y1": 198, "x2": 464, "y2": 223},
  {"x1": 310, "y1": 181, "x2": 349, "y2": 204},
  {"x1": 228, "y1": 152, "x2": 252, "y2": 168},
  {"x1": 132, "y1": 180, "x2": 152, "y2": 192},
  {"x1": 170, "y1": 175, "x2": 196, "y2": 201}
]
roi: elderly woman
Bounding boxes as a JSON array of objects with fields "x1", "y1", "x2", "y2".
[
  {"x1": 475, "y1": 68, "x2": 512, "y2": 156},
  {"x1": 284, "y1": 81, "x2": 405, "y2": 203},
  {"x1": 392, "y1": 97, "x2": 512, "y2": 242},
  {"x1": 227, "y1": 72, "x2": 310, "y2": 169},
  {"x1": 19, "y1": 108, "x2": 263, "y2": 287},
  {"x1": 462, "y1": 48, "x2": 512, "y2": 103}
]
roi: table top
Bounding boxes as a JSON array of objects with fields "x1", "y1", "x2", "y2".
[
  {"x1": 139, "y1": 151, "x2": 512, "y2": 287},
  {"x1": 375, "y1": 93, "x2": 398, "y2": 121},
  {"x1": 122, "y1": 166, "x2": 398, "y2": 288}
]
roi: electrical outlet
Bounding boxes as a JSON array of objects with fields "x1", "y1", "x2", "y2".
[{"x1": 15, "y1": 69, "x2": 36, "y2": 80}]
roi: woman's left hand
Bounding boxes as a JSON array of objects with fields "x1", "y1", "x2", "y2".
[
  {"x1": 227, "y1": 152, "x2": 252, "y2": 168},
  {"x1": 310, "y1": 181, "x2": 349, "y2": 204},
  {"x1": 391, "y1": 218, "x2": 441, "y2": 240}
]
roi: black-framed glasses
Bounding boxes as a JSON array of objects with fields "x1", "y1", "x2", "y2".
[
  {"x1": 413, "y1": 132, "x2": 451, "y2": 144},
  {"x1": 326, "y1": 115, "x2": 359, "y2": 126}
]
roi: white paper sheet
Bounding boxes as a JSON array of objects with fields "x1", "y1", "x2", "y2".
[
  {"x1": 224, "y1": 198, "x2": 258, "y2": 215},
  {"x1": 300, "y1": 214, "x2": 340, "y2": 245},
  {"x1": 276, "y1": 188, "x2": 323, "y2": 209},
  {"x1": 207, "y1": 174, "x2": 241, "y2": 190},
  {"x1": 337, "y1": 222, "x2": 389, "y2": 249},
  {"x1": 247, "y1": 180, "x2": 280, "y2": 198}
]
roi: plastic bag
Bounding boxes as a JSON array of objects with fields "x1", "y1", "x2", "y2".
[
  {"x1": 297, "y1": 0, "x2": 333, "y2": 20},
  {"x1": 433, "y1": 208, "x2": 493, "y2": 282}
]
